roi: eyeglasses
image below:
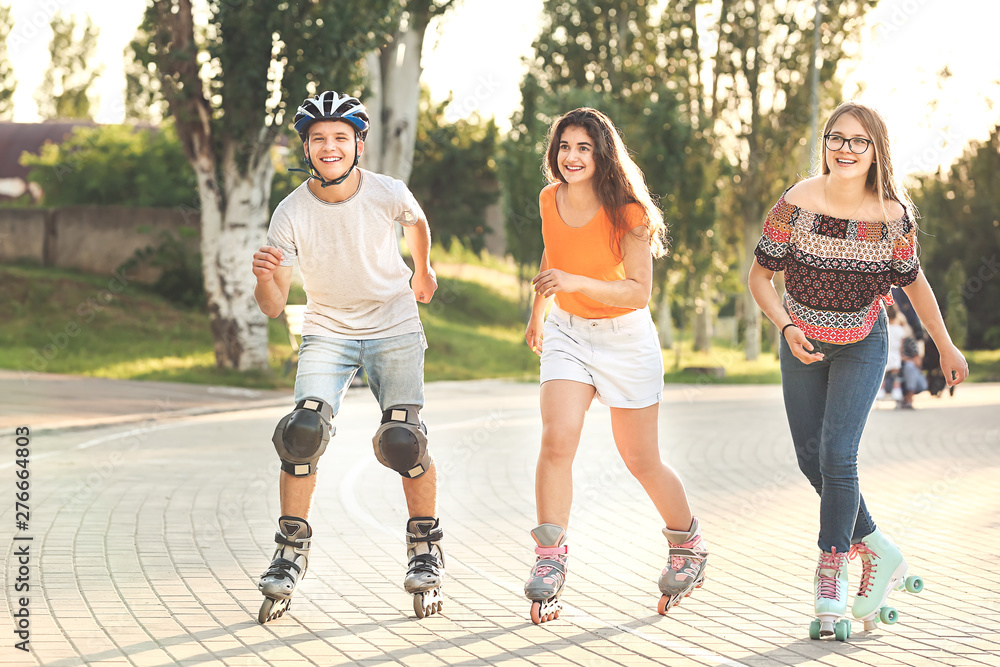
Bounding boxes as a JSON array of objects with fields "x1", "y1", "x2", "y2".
[{"x1": 824, "y1": 134, "x2": 872, "y2": 154}]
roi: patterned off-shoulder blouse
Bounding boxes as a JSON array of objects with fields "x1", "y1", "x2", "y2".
[{"x1": 753, "y1": 190, "x2": 919, "y2": 344}]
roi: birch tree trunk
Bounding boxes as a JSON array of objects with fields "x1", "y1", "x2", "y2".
[
  {"x1": 741, "y1": 2, "x2": 762, "y2": 362},
  {"x1": 361, "y1": 13, "x2": 429, "y2": 184},
  {"x1": 197, "y1": 150, "x2": 274, "y2": 371}
]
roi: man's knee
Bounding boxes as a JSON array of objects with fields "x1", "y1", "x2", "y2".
[
  {"x1": 273, "y1": 397, "x2": 334, "y2": 477},
  {"x1": 372, "y1": 405, "x2": 430, "y2": 478}
]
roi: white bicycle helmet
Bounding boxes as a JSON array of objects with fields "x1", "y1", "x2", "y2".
[
  {"x1": 291, "y1": 90, "x2": 370, "y2": 187},
  {"x1": 293, "y1": 91, "x2": 370, "y2": 142}
]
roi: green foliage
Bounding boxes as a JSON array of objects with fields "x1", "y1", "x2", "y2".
[
  {"x1": 941, "y1": 260, "x2": 968, "y2": 349},
  {"x1": 0, "y1": 263, "x2": 540, "y2": 387},
  {"x1": 20, "y1": 124, "x2": 197, "y2": 207},
  {"x1": 131, "y1": 0, "x2": 402, "y2": 179},
  {"x1": 0, "y1": 4, "x2": 15, "y2": 120},
  {"x1": 500, "y1": 0, "x2": 729, "y2": 322},
  {"x1": 35, "y1": 12, "x2": 102, "y2": 120},
  {"x1": 409, "y1": 90, "x2": 500, "y2": 254},
  {"x1": 269, "y1": 145, "x2": 303, "y2": 212},
  {"x1": 501, "y1": 0, "x2": 879, "y2": 347},
  {"x1": 912, "y1": 125, "x2": 1000, "y2": 349},
  {"x1": 118, "y1": 228, "x2": 205, "y2": 308},
  {"x1": 498, "y1": 73, "x2": 548, "y2": 306}
]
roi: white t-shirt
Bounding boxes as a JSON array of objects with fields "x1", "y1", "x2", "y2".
[
  {"x1": 886, "y1": 322, "x2": 906, "y2": 371},
  {"x1": 266, "y1": 170, "x2": 425, "y2": 339}
]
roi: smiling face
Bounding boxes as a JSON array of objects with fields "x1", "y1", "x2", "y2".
[
  {"x1": 304, "y1": 120, "x2": 363, "y2": 181},
  {"x1": 556, "y1": 125, "x2": 597, "y2": 184},
  {"x1": 824, "y1": 113, "x2": 875, "y2": 180}
]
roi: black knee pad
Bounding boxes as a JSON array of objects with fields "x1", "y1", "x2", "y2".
[
  {"x1": 272, "y1": 397, "x2": 334, "y2": 476},
  {"x1": 372, "y1": 405, "x2": 429, "y2": 478}
]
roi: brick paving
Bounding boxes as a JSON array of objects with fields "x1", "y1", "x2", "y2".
[{"x1": 2, "y1": 378, "x2": 998, "y2": 666}]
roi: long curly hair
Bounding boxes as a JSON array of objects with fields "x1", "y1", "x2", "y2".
[{"x1": 543, "y1": 108, "x2": 667, "y2": 259}]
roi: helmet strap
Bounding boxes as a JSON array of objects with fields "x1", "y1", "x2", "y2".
[{"x1": 291, "y1": 139, "x2": 360, "y2": 188}]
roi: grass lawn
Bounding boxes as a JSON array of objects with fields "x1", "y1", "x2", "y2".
[
  {"x1": 0, "y1": 263, "x2": 538, "y2": 388},
  {"x1": 3, "y1": 261, "x2": 996, "y2": 389},
  {"x1": 661, "y1": 339, "x2": 782, "y2": 384},
  {"x1": 967, "y1": 349, "x2": 1000, "y2": 382}
]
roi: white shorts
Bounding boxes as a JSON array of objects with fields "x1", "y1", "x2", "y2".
[{"x1": 540, "y1": 306, "x2": 664, "y2": 408}]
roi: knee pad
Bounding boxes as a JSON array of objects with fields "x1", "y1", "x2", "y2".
[
  {"x1": 273, "y1": 397, "x2": 334, "y2": 477},
  {"x1": 372, "y1": 405, "x2": 429, "y2": 478}
]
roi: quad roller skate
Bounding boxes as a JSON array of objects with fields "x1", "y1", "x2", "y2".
[
  {"x1": 850, "y1": 529, "x2": 923, "y2": 632},
  {"x1": 524, "y1": 524, "x2": 568, "y2": 624},
  {"x1": 258, "y1": 516, "x2": 311, "y2": 624},
  {"x1": 809, "y1": 547, "x2": 852, "y2": 641},
  {"x1": 405, "y1": 516, "x2": 445, "y2": 618},
  {"x1": 657, "y1": 517, "x2": 709, "y2": 614}
]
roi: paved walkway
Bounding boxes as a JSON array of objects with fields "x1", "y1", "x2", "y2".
[{"x1": 2, "y1": 377, "x2": 999, "y2": 666}]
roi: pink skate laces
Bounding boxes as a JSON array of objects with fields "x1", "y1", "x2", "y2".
[
  {"x1": 669, "y1": 535, "x2": 704, "y2": 575},
  {"x1": 848, "y1": 542, "x2": 878, "y2": 597},
  {"x1": 816, "y1": 547, "x2": 845, "y2": 601},
  {"x1": 532, "y1": 544, "x2": 567, "y2": 579}
]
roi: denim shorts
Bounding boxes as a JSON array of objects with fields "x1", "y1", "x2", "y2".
[
  {"x1": 540, "y1": 306, "x2": 664, "y2": 408},
  {"x1": 294, "y1": 331, "x2": 426, "y2": 416}
]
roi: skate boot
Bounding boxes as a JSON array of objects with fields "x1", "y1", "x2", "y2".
[
  {"x1": 524, "y1": 524, "x2": 568, "y2": 624},
  {"x1": 257, "y1": 516, "x2": 311, "y2": 624},
  {"x1": 850, "y1": 529, "x2": 923, "y2": 631},
  {"x1": 809, "y1": 547, "x2": 851, "y2": 641},
  {"x1": 405, "y1": 516, "x2": 445, "y2": 618},
  {"x1": 657, "y1": 516, "x2": 709, "y2": 614}
]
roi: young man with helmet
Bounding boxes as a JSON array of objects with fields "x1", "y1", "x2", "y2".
[{"x1": 252, "y1": 90, "x2": 444, "y2": 623}]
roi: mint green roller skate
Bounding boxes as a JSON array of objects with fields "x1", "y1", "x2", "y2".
[
  {"x1": 524, "y1": 524, "x2": 568, "y2": 624},
  {"x1": 809, "y1": 547, "x2": 851, "y2": 641},
  {"x1": 850, "y1": 529, "x2": 923, "y2": 631}
]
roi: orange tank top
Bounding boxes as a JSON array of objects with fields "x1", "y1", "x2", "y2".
[{"x1": 540, "y1": 183, "x2": 648, "y2": 319}]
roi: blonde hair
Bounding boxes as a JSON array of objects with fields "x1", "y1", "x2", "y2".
[
  {"x1": 821, "y1": 101, "x2": 917, "y2": 222},
  {"x1": 544, "y1": 108, "x2": 668, "y2": 259}
]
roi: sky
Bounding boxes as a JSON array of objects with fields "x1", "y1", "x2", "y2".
[{"x1": 6, "y1": 0, "x2": 1000, "y2": 177}]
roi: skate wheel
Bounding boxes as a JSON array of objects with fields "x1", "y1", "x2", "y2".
[
  {"x1": 809, "y1": 619, "x2": 821, "y2": 640},
  {"x1": 879, "y1": 606, "x2": 898, "y2": 625},
  {"x1": 905, "y1": 575, "x2": 923, "y2": 594},
  {"x1": 530, "y1": 601, "x2": 542, "y2": 625},
  {"x1": 413, "y1": 595, "x2": 426, "y2": 619},
  {"x1": 258, "y1": 597, "x2": 289, "y2": 624},
  {"x1": 835, "y1": 619, "x2": 851, "y2": 642},
  {"x1": 657, "y1": 594, "x2": 671, "y2": 615}
]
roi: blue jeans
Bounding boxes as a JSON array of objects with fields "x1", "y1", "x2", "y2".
[
  {"x1": 295, "y1": 332, "x2": 426, "y2": 416},
  {"x1": 779, "y1": 310, "x2": 887, "y2": 552}
]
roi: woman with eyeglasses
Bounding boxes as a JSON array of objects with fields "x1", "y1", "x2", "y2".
[{"x1": 748, "y1": 101, "x2": 968, "y2": 641}]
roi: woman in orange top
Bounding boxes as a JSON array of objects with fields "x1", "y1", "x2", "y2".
[{"x1": 522, "y1": 108, "x2": 708, "y2": 624}]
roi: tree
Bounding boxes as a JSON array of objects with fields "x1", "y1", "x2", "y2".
[
  {"x1": 35, "y1": 12, "x2": 102, "y2": 120},
  {"x1": 501, "y1": 0, "x2": 724, "y2": 340},
  {"x1": 498, "y1": 73, "x2": 549, "y2": 312},
  {"x1": 362, "y1": 0, "x2": 460, "y2": 184},
  {"x1": 409, "y1": 89, "x2": 499, "y2": 253},
  {"x1": 123, "y1": 42, "x2": 167, "y2": 124},
  {"x1": 0, "y1": 4, "x2": 15, "y2": 120},
  {"x1": 21, "y1": 124, "x2": 196, "y2": 207},
  {"x1": 912, "y1": 125, "x2": 1000, "y2": 349},
  {"x1": 130, "y1": 0, "x2": 400, "y2": 370},
  {"x1": 704, "y1": 0, "x2": 876, "y2": 359}
]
